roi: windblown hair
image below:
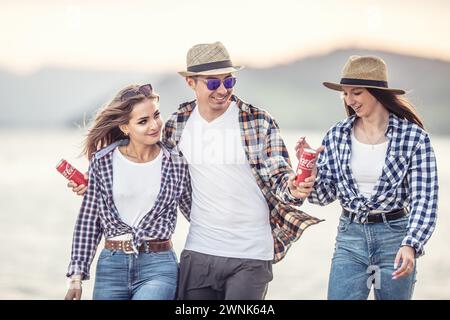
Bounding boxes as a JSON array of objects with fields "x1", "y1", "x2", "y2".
[{"x1": 82, "y1": 85, "x2": 159, "y2": 160}]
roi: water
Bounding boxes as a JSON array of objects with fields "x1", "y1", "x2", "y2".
[{"x1": 0, "y1": 128, "x2": 449, "y2": 299}]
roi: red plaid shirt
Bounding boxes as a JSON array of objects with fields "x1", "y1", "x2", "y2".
[{"x1": 162, "y1": 95, "x2": 323, "y2": 263}]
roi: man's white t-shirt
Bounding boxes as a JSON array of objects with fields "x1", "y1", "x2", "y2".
[{"x1": 179, "y1": 102, "x2": 273, "y2": 260}]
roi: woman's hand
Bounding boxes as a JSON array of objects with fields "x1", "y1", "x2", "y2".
[
  {"x1": 64, "y1": 288, "x2": 82, "y2": 300},
  {"x1": 67, "y1": 173, "x2": 88, "y2": 196},
  {"x1": 295, "y1": 137, "x2": 325, "y2": 160},
  {"x1": 65, "y1": 276, "x2": 83, "y2": 300},
  {"x1": 392, "y1": 246, "x2": 416, "y2": 280}
]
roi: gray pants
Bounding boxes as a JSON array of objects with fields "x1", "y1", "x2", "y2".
[{"x1": 177, "y1": 250, "x2": 273, "y2": 300}]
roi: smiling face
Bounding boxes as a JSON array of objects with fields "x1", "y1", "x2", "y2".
[
  {"x1": 120, "y1": 98, "x2": 163, "y2": 146},
  {"x1": 186, "y1": 73, "x2": 234, "y2": 113},
  {"x1": 342, "y1": 86, "x2": 383, "y2": 118}
]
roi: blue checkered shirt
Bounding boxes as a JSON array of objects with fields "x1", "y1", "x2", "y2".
[
  {"x1": 66, "y1": 140, "x2": 191, "y2": 280},
  {"x1": 308, "y1": 113, "x2": 438, "y2": 257}
]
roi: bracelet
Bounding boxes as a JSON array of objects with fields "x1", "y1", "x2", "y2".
[{"x1": 67, "y1": 277, "x2": 83, "y2": 290}]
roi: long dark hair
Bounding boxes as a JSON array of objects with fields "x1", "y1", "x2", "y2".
[
  {"x1": 344, "y1": 88, "x2": 425, "y2": 129},
  {"x1": 82, "y1": 85, "x2": 159, "y2": 160}
]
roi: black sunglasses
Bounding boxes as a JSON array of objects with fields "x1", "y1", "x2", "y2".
[
  {"x1": 120, "y1": 84, "x2": 153, "y2": 101},
  {"x1": 196, "y1": 77, "x2": 237, "y2": 91}
]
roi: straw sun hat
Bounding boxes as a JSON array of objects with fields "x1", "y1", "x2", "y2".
[
  {"x1": 323, "y1": 55, "x2": 405, "y2": 95},
  {"x1": 178, "y1": 41, "x2": 244, "y2": 77}
]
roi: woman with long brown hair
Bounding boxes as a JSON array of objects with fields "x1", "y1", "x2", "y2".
[
  {"x1": 298, "y1": 55, "x2": 438, "y2": 299},
  {"x1": 64, "y1": 84, "x2": 191, "y2": 300}
]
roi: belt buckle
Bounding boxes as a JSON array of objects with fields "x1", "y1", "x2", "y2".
[{"x1": 122, "y1": 240, "x2": 134, "y2": 254}]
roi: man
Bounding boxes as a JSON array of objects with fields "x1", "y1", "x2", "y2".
[
  {"x1": 163, "y1": 42, "x2": 322, "y2": 299},
  {"x1": 70, "y1": 41, "x2": 322, "y2": 300}
]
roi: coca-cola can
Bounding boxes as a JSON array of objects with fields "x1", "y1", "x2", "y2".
[
  {"x1": 56, "y1": 159, "x2": 88, "y2": 186},
  {"x1": 294, "y1": 148, "x2": 317, "y2": 186}
]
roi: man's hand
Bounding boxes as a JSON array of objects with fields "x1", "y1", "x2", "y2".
[
  {"x1": 290, "y1": 137, "x2": 325, "y2": 199},
  {"x1": 288, "y1": 173, "x2": 316, "y2": 199},
  {"x1": 67, "y1": 173, "x2": 88, "y2": 196}
]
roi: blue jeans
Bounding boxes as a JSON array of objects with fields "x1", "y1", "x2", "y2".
[
  {"x1": 328, "y1": 214, "x2": 416, "y2": 300},
  {"x1": 93, "y1": 248, "x2": 178, "y2": 300}
]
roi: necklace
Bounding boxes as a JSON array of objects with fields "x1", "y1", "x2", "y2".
[
  {"x1": 357, "y1": 120, "x2": 387, "y2": 150},
  {"x1": 125, "y1": 144, "x2": 138, "y2": 159},
  {"x1": 124, "y1": 144, "x2": 159, "y2": 162}
]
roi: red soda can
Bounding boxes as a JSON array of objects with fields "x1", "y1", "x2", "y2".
[
  {"x1": 56, "y1": 159, "x2": 88, "y2": 185},
  {"x1": 294, "y1": 148, "x2": 317, "y2": 186}
]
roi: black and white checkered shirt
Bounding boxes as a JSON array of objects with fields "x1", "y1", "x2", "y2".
[
  {"x1": 66, "y1": 140, "x2": 191, "y2": 280},
  {"x1": 309, "y1": 113, "x2": 438, "y2": 256}
]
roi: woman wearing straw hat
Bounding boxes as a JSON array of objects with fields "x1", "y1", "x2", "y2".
[{"x1": 297, "y1": 55, "x2": 438, "y2": 299}]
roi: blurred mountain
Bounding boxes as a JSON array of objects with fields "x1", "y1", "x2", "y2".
[
  {"x1": 1, "y1": 48, "x2": 449, "y2": 134},
  {"x1": 0, "y1": 68, "x2": 156, "y2": 127}
]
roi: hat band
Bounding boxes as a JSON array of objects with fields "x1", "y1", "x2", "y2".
[
  {"x1": 340, "y1": 78, "x2": 388, "y2": 88},
  {"x1": 187, "y1": 60, "x2": 233, "y2": 73}
]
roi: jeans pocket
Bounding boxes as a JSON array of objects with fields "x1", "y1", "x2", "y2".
[
  {"x1": 147, "y1": 249, "x2": 178, "y2": 264},
  {"x1": 97, "y1": 248, "x2": 115, "y2": 261},
  {"x1": 383, "y1": 216, "x2": 408, "y2": 233},
  {"x1": 338, "y1": 216, "x2": 350, "y2": 233}
]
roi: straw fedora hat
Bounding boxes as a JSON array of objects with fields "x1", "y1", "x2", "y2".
[
  {"x1": 178, "y1": 41, "x2": 244, "y2": 77},
  {"x1": 323, "y1": 55, "x2": 405, "y2": 95}
]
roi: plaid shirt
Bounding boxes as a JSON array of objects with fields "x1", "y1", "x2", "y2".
[
  {"x1": 162, "y1": 95, "x2": 323, "y2": 263},
  {"x1": 308, "y1": 113, "x2": 438, "y2": 257},
  {"x1": 66, "y1": 140, "x2": 191, "y2": 280}
]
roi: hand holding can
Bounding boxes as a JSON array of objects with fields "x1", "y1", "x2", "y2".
[
  {"x1": 56, "y1": 159, "x2": 88, "y2": 186},
  {"x1": 294, "y1": 148, "x2": 318, "y2": 186}
]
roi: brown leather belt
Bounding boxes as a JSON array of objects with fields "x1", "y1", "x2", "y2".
[
  {"x1": 105, "y1": 239, "x2": 172, "y2": 254},
  {"x1": 342, "y1": 208, "x2": 407, "y2": 223}
]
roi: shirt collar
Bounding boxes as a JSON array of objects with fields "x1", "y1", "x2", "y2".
[
  {"x1": 338, "y1": 112, "x2": 402, "y2": 136},
  {"x1": 95, "y1": 139, "x2": 170, "y2": 160}
]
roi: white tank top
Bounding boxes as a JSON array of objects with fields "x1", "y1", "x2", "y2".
[
  {"x1": 350, "y1": 129, "x2": 388, "y2": 199},
  {"x1": 111, "y1": 147, "x2": 162, "y2": 231}
]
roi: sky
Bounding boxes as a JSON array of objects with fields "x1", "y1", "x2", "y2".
[{"x1": 1, "y1": 0, "x2": 450, "y2": 75}]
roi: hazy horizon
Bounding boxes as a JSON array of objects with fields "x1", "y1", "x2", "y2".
[{"x1": 2, "y1": 45, "x2": 450, "y2": 77}]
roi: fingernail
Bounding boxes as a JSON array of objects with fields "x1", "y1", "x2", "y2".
[{"x1": 394, "y1": 263, "x2": 398, "y2": 269}]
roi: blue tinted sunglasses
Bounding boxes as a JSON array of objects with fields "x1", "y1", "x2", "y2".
[{"x1": 196, "y1": 77, "x2": 237, "y2": 91}]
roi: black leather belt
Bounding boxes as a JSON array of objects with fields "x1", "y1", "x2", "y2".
[{"x1": 342, "y1": 208, "x2": 407, "y2": 223}]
